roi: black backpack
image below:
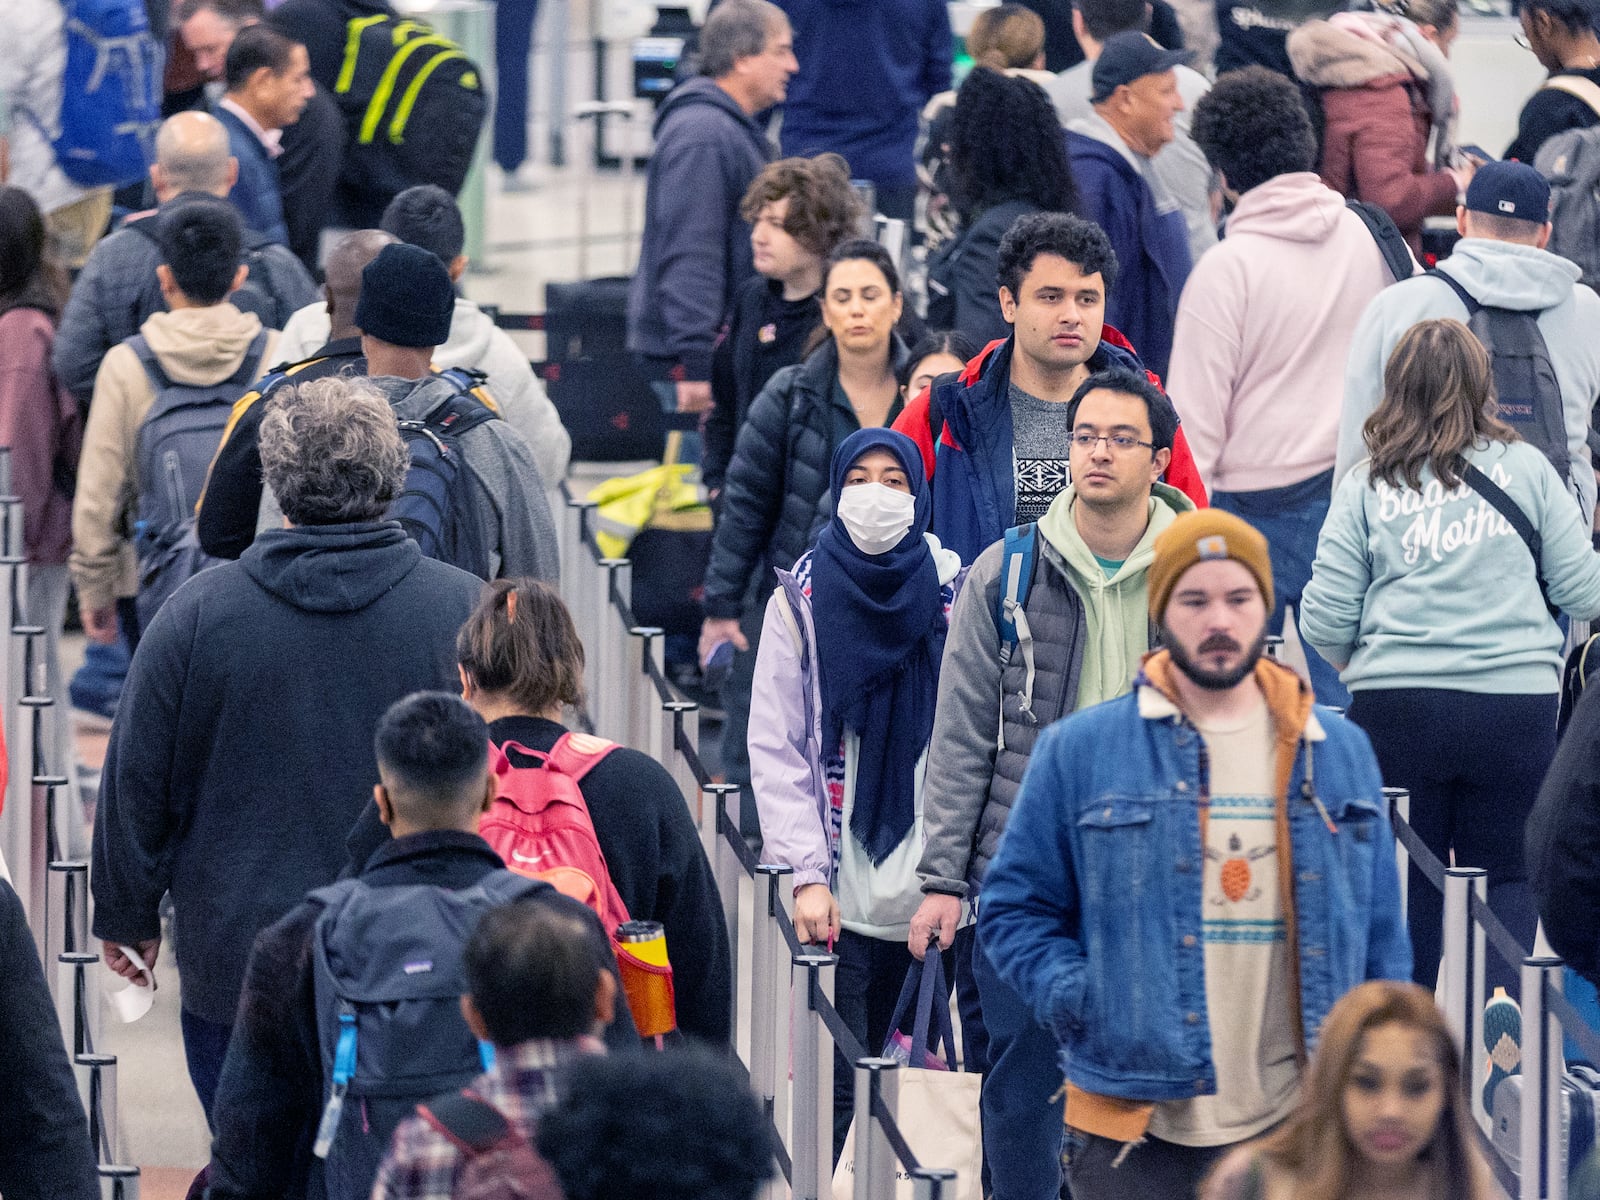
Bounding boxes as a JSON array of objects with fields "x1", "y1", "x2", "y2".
[
  {"x1": 390, "y1": 370, "x2": 500, "y2": 580},
  {"x1": 331, "y1": 15, "x2": 488, "y2": 227},
  {"x1": 129, "y1": 217, "x2": 306, "y2": 328},
  {"x1": 1427, "y1": 269, "x2": 1571, "y2": 489}
]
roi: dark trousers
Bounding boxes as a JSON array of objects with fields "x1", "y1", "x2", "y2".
[
  {"x1": 974, "y1": 920, "x2": 1065, "y2": 1200},
  {"x1": 1347, "y1": 688, "x2": 1551, "y2": 995},
  {"x1": 1212, "y1": 470, "x2": 1349, "y2": 708},
  {"x1": 1064, "y1": 1129, "x2": 1228, "y2": 1200},
  {"x1": 493, "y1": 0, "x2": 539, "y2": 173},
  {"x1": 180, "y1": 1007, "x2": 233, "y2": 1126}
]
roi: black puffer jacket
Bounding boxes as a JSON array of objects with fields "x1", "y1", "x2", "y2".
[{"x1": 702, "y1": 337, "x2": 908, "y2": 619}]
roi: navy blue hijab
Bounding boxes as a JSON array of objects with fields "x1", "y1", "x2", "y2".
[{"x1": 811, "y1": 428, "x2": 947, "y2": 865}]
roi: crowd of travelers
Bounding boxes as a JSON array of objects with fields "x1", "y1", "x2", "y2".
[{"x1": 9, "y1": 0, "x2": 1600, "y2": 1195}]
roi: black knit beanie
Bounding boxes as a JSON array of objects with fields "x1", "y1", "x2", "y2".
[{"x1": 354, "y1": 242, "x2": 455, "y2": 348}]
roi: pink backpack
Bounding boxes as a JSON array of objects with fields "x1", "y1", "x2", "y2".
[{"x1": 479, "y1": 734, "x2": 631, "y2": 935}]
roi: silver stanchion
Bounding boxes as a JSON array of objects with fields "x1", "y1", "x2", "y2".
[
  {"x1": 792, "y1": 950, "x2": 838, "y2": 1200},
  {"x1": 1440, "y1": 867, "x2": 1485, "y2": 1062},
  {"x1": 852, "y1": 1058, "x2": 901, "y2": 1200},
  {"x1": 1466, "y1": 872, "x2": 1490, "y2": 1133},
  {"x1": 45, "y1": 860, "x2": 90, "y2": 998},
  {"x1": 749, "y1": 864, "x2": 794, "y2": 1136},
  {"x1": 593, "y1": 558, "x2": 631, "y2": 738},
  {"x1": 56, "y1": 951, "x2": 99, "y2": 1057},
  {"x1": 701, "y1": 782, "x2": 743, "y2": 1038},
  {"x1": 912, "y1": 1169, "x2": 958, "y2": 1199},
  {"x1": 0, "y1": 445, "x2": 13, "y2": 498},
  {"x1": 1383, "y1": 786, "x2": 1409, "y2": 919},
  {"x1": 1520, "y1": 956, "x2": 1565, "y2": 1200},
  {"x1": 75, "y1": 1051, "x2": 118, "y2": 1163},
  {"x1": 627, "y1": 627, "x2": 663, "y2": 754},
  {"x1": 97, "y1": 1165, "x2": 140, "y2": 1200},
  {"x1": 661, "y1": 700, "x2": 697, "y2": 806},
  {"x1": 12, "y1": 655, "x2": 45, "y2": 953},
  {"x1": 565, "y1": 498, "x2": 601, "y2": 718}
]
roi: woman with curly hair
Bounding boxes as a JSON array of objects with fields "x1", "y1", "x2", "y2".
[
  {"x1": 1202, "y1": 981, "x2": 1492, "y2": 1200},
  {"x1": 926, "y1": 66, "x2": 1079, "y2": 346}
]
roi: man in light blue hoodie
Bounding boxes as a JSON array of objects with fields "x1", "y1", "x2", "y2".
[{"x1": 1336, "y1": 161, "x2": 1600, "y2": 527}]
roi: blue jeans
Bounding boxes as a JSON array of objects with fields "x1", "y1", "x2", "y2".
[
  {"x1": 1212, "y1": 470, "x2": 1350, "y2": 709},
  {"x1": 180, "y1": 1007, "x2": 233, "y2": 1127},
  {"x1": 973, "y1": 919, "x2": 1063, "y2": 1200},
  {"x1": 493, "y1": 0, "x2": 539, "y2": 173}
]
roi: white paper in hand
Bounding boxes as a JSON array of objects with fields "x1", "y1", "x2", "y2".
[{"x1": 106, "y1": 945, "x2": 156, "y2": 1022}]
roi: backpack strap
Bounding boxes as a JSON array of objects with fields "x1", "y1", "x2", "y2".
[
  {"x1": 435, "y1": 366, "x2": 502, "y2": 415},
  {"x1": 420, "y1": 373, "x2": 501, "y2": 438},
  {"x1": 418, "y1": 1089, "x2": 518, "y2": 1157},
  {"x1": 544, "y1": 731, "x2": 621, "y2": 784},
  {"x1": 231, "y1": 330, "x2": 272, "y2": 389},
  {"x1": 1346, "y1": 200, "x2": 1414, "y2": 282},
  {"x1": 127, "y1": 333, "x2": 175, "y2": 393},
  {"x1": 1543, "y1": 75, "x2": 1600, "y2": 120},
  {"x1": 995, "y1": 523, "x2": 1039, "y2": 752},
  {"x1": 1459, "y1": 461, "x2": 1560, "y2": 621},
  {"x1": 1425, "y1": 267, "x2": 1482, "y2": 317}
]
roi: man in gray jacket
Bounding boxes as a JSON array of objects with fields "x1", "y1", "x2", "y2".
[
  {"x1": 259, "y1": 242, "x2": 559, "y2": 581},
  {"x1": 52, "y1": 111, "x2": 317, "y2": 408},
  {"x1": 907, "y1": 368, "x2": 1194, "y2": 1200}
]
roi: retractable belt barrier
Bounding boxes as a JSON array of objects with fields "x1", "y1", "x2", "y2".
[{"x1": 0, "y1": 446, "x2": 141, "y2": 1198}]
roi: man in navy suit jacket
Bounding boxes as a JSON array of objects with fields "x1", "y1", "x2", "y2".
[{"x1": 214, "y1": 23, "x2": 312, "y2": 247}]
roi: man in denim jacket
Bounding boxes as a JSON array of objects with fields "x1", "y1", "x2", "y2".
[{"x1": 980, "y1": 509, "x2": 1410, "y2": 1198}]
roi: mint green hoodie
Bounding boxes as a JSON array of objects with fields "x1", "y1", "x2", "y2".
[
  {"x1": 1302, "y1": 440, "x2": 1600, "y2": 693},
  {"x1": 1039, "y1": 481, "x2": 1195, "y2": 706}
]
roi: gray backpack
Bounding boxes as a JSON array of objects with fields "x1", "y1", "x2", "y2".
[
  {"x1": 309, "y1": 870, "x2": 549, "y2": 1200},
  {"x1": 1535, "y1": 76, "x2": 1600, "y2": 292},
  {"x1": 128, "y1": 330, "x2": 268, "y2": 632}
]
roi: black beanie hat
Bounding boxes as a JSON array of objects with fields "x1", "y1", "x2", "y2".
[{"x1": 354, "y1": 243, "x2": 455, "y2": 348}]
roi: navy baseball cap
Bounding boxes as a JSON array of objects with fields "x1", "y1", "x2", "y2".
[
  {"x1": 1090, "y1": 32, "x2": 1194, "y2": 103},
  {"x1": 1464, "y1": 160, "x2": 1551, "y2": 224}
]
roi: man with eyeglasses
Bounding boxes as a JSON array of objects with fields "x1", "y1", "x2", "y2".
[{"x1": 905, "y1": 363, "x2": 1195, "y2": 1200}]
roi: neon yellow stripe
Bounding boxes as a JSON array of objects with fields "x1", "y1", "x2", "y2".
[
  {"x1": 389, "y1": 49, "x2": 466, "y2": 143},
  {"x1": 359, "y1": 35, "x2": 455, "y2": 144},
  {"x1": 335, "y1": 14, "x2": 389, "y2": 94}
]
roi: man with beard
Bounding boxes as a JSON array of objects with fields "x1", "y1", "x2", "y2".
[
  {"x1": 978, "y1": 508, "x2": 1409, "y2": 1200},
  {"x1": 906, "y1": 366, "x2": 1194, "y2": 1200}
]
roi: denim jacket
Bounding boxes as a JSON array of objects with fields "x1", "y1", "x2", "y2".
[{"x1": 978, "y1": 654, "x2": 1411, "y2": 1103}]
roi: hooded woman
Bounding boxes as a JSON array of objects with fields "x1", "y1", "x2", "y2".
[{"x1": 747, "y1": 426, "x2": 966, "y2": 1156}]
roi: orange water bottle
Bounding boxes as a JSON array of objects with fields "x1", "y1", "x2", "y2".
[{"x1": 614, "y1": 919, "x2": 677, "y2": 1040}]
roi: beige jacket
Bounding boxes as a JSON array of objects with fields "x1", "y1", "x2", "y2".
[{"x1": 70, "y1": 305, "x2": 277, "y2": 612}]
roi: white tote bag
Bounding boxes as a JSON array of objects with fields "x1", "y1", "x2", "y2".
[{"x1": 832, "y1": 950, "x2": 983, "y2": 1200}]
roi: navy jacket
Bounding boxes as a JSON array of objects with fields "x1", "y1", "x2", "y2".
[
  {"x1": 626, "y1": 77, "x2": 772, "y2": 381},
  {"x1": 1066, "y1": 128, "x2": 1192, "y2": 379},
  {"x1": 215, "y1": 103, "x2": 290, "y2": 247},
  {"x1": 777, "y1": 0, "x2": 951, "y2": 188}
]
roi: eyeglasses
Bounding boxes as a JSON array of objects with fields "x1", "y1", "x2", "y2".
[{"x1": 1070, "y1": 432, "x2": 1156, "y2": 452}]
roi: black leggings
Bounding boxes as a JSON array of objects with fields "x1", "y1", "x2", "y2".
[{"x1": 1346, "y1": 688, "x2": 1552, "y2": 995}]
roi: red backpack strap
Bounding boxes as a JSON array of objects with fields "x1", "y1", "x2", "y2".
[
  {"x1": 544, "y1": 731, "x2": 620, "y2": 784},
  {"x1": 418, "y1": 1089, "x2": 518, "y2": 1157}
]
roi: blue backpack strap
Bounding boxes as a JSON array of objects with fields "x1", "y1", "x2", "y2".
[
  {"x1": 126, "y1": 334, "x2": 174, "y2": 392},
  {"x1": 995, "y1": 523, "x2": 1039, "y2": 753}
]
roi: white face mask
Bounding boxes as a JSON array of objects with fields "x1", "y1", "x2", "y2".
[{"x1": 835, "y1": 482, "x2": 917, "y2": 555}]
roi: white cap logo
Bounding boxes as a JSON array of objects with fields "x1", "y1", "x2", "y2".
[{"x1": 1498, "y1": 199, "x2": 1515, "y2": 213}]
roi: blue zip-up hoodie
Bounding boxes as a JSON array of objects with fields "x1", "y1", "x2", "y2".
[
  {"x1": 1066, "y1": 120, "x2": 1193, "y2": 379},
  {"x1": 776, "y1": 0, "x2": 952, "y2": 188}
]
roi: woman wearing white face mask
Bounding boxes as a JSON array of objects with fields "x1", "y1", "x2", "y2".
[{"x1": 747, "y1": 427, "x2": 967, "y2": 1159}]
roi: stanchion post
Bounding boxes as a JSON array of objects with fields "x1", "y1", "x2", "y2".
[
  {"x1": 565, "y1": 499, "x2": 601, "y2": 719},
  {"x1": 627, "y1": 627, "x2": 662, "y2": 753},
  {"x1": 46, "y1": 860, "x2": 90, "y2": 998},
  {"x1": 1520, "y1": 956, "x2": 1564, "y2": 1200},
  {"x1": 772, "y1": 877, "x2": 796, "y2": 1158},
  {"x1": 1545, "y1": 960, "x2": 1568, "y2": 1200},
  {"x1": 76, "y1": 1052, "x2": 117, "y2": 1163},
  {"x1": 56, "y1": 951, "x2": 98, "y2": 1057},
  {"x1": 98, "y1": 1165, "x2": 140, "y2": 1200},
  {"x1": 792, "y1": 950, "x2": 838, "y2": 1200},
  {"x1": 1440, "y1": 868, "x2": 1477, "y2": 1060},
  {"x1": 1383, "y1": 786, "x2": 1409, "y2": 920},
  {"x1": 749, "y1": 864, "x2": 793, "y2": 1137},
  {"x1": 13, "y1": 675, "x2": 45, "y2": 953},
  {"x1": 594, "y1": 558, "x2": 631, "y2": 738},
  {"x1": 662, "y1": 700, "x2": 697, "y2": 805},
  {"x1": 1468, "y1": 872, "x2": 1490, "y2": 1133},
  {"x1": 852, "y1": 1058, "x2": 901, "y2": 1200},
  {"x1": 700, "y1": 781, "x2": 743, "y2": 1039}
]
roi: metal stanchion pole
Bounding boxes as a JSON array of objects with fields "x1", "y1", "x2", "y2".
[
  {"x1": 627, "y1": 627, "x2": 662, "y2": 753},
  {"x1": 792, "y1": 951, "x2": 838, "y2": 1200},
  {"x1": 75, "y1": 1052, "x2": 117, "y2": 1163},
  {"x1": 1545, "y1": 960, "x2": 1568, "y2": 1200},
  {"x1": 46, "y1": 860, "x2": 90, "y2": 999},
  {"x1": 1383, "y1": 786, "x2": 1409, "y2": 920},
  {"x1": 662, "y1": 700, "x2": 697, "y2": 803},
  {"x1": 56, "y1": 951, "x2": 99, "y2": 1057},
  {"x1": 852, "y1": 1058, "x2": 901, "y2": 1200},
  {"x1": 13, "y1": 662, "x2": 44, "y2": 953},
  {"x1": 749, "y1": 864, "x2": 793, "y2": 1138},
  {"x1": 98, "y1": 1165, "x2": 140, "y2": 1200},
  {"x1": 1520, "y1": 956, "x2": 1564, "y2": 1200},
  {"x1": 912, "y1": 1170, "x2": 957, "y2": 1199},
  {"x1": 1441, "y1": 868, "x2": 1477, "y2": 1060},
  {"x1": 1468, "y1": 872, "x2": 1490, "y2": 1133},
  {"x1": 566, "y1": 500, "x2": 601, "y2": 718},
  {"x1": 594, "y1": 558, "x2": 631, "y2": 738},
  {"x1": 701, "y1": 782, "x2": 742, "y2": 1013}
]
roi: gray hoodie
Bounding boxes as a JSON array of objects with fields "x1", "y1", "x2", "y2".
[
  {"x1": 259, "y1": 375, "x2": 560, "y2": 581},
  {"x1": 1337, "y1": 238, "x2": 1600, "y2": 524}
]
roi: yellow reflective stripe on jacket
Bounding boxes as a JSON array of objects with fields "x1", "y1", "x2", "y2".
[
  {"x1": 335, "y1": 14, "x2": 389, "y2": 94},
  {"x1": 359, "y1": 35, "x2": 456, "y2": 144},
  {"x1": 389, "y1": 49, "x2": 468, "y2": 143}
]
